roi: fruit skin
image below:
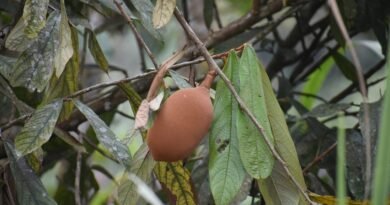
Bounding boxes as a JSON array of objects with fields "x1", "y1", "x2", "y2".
[{"x1": 147, "y1": 86, "x2": 213, "y2": 162}]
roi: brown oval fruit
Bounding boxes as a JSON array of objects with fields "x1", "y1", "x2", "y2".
[{"x1": 147, "y1": 86, "x2": 213, "y2": 162}]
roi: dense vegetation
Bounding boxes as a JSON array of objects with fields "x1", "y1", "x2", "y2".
[{"x1": 0, "y1": 0, "x2": 389, "y2": 204}]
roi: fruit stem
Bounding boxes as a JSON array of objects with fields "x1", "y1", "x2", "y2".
[
  {"x1": 146, "y1": 49, "x2": 186, "y2": 101},
  {"x1": 200, "y1": 70, "x2": 217, "y2": 89}
]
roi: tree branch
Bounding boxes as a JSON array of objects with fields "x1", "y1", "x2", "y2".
[
  {"x1": 204, "y1": 0, "x2": 307, "y2": 48},
  {"x1": 328, "y1": 0, "x2": 371, "y2": 197}
]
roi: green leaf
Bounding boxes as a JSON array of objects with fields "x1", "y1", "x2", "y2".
[
  {"x1": 209, "y1": 51, "x2": 246, "y2": 205},
  {"x1": 258, "y1": 61, "x2": 308, "y2": 205},
  {"x1": 329, "y1": 14, "x2": 346, "y2": 47},
  {"x1": 118, "y1": 144, "x2": 156, "y2": 205},
  {"x1": 169, "y1": 70, "x2": 192, "y2": 89},
  {"x1": 43, "y1": 26, "x2": 79, "y2": 121},
  {"x1": 73, "y1": 100, "x2": 131, "y2": 165},
  {"x1": 5, "y1": 16, "x2": 35, "y2": 52},
  {"x1": 22, "y1": 0, "x2": 49, "y2": 38},
  {"x1": 25, "y1": 148, "x2": 43, "y2": 172},
  {"x1": 15, "y1": 99, "x2": 63, "y2": 156},
  {"x1": 126, "y1": 173, "x2": 163, "y2": 205},
  {"x1": 0, "y1": 55, "x2": 16, "y2": 80},
  {"x1": 371, "y1": 32, "x2": 390, "y2": 205},
  {"x1": 300, "y1": 55, "x2": 333, "y2": 109},
  {"x1": 203, "y1": 0, "x2": 214, "y2": 28},
  {"x1": 237, "y1": 45, "x2": 274, "y2": 179},
  {"x1": 4, "y1": 141, "x2": 57, "y2": 205},
  {"x1": 126, "y1": 0, "x2": 161, "y2": 39},
  {"x1": 152, "y1": 0, "x2": 176, "y2": 29},
  {"x1": 54, "y1": 0, "x2": 73, "y2": 77},
  {"x1": 88, "y1": 31, "x2": 109, "y2": 72},
  {"x1": 331, "y1": 49, "x2": 358, "y2": 83},
  {"x1": 10, "y1": 11, "x2": 61, "y2": 92},
  {"x1": 118, "y1": 82, "x2": 143, "y2": 114},
  {"x1": 305, "y1": 103, "x2": 350, "y2": 118},
  {"x1": 154, "y1": 161, "x2": 197, "y2": 205}
]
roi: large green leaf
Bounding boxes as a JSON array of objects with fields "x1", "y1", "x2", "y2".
[
  {"x1": 371, "y1": 33, "x2": 390, "y2": 205},
  {"x1": 54, "y1": 0, "x2": 73, "y2": 77},
  {"x1": 15, "y1": 99, "x2": 63, "y2": 156},
  {"x1": 118, "y1": 144, "x2": 155, "y2": 205},
  {"x1": 209, "y1": 51, "x2": 246, "y2": 205},
  {"x1": 237, "y1": 45, "x2": 274, "y2": 179},
  {"x1": 43, "y1": 26, "x2": 79, "y2": 121},
  {"x1": 73, "y1": 100, "x2": 131, "y2": 166},
  {"x1": 22, "y1": 0, "x2": 49, "y2": 38},
  {"x1": 10, "y1": 11, "x2": 61, "y2": 92},
  {"x1": 258, "y1": 61, "x2": 308, "y2": 205},
  {"x1": 4, "y1": 141, "x2": 57, "y2": 205}
]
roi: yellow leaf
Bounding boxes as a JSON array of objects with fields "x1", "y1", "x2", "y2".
[
  {"x1": 154, "y1": 161, "x2": 196, "y2": 205},
  {"x1": 152, "y1": 0, "x2": 176, "y2": 29}
]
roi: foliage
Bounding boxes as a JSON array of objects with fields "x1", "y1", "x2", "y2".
[{"x1": 0, "y1": 0, "x2": 389, "y2": 205}]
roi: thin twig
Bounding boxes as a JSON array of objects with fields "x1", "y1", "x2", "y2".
[
  {"x1": 204, "y1": 0, "x2": 308, "y2": 48},
  {"x1": 84, "y1": 63, "x2": 128, "y2": 77},
  {"x1": 328, "y1": 0, "x2": 371, "y2": 197},
  {"x1": 75, "y1": 152, "x2": 82, "y2": 205},
  {"x1": 252, "y1": 6, "x2": 301, "y2": 46},
  {"x1": 367, "y1": 77, "x2": 386, "y2": 88},
  {"x1": 116, "y1": 110, "x2": 135, "y2": 119},
  {"x1": 303, "y1": 142, "x2": 337, "y2": 174},
  {"x1": 113, "y1": 0, "x2": 159, "y2": 69},
  {"x1": 293, "y1": 91, "x2": 328, "y2": 103},
  {"x1": 66, "y1": 71, "x2": 156, "y2": 99},
  {"x1": 174, "y1": 7, "x2": 313, "y2": 204},
  {"x1": 0, "y1": 114, "x2": 31, "y2": 130}
]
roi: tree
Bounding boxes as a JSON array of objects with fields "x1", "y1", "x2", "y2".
[{"x1": 0, "y1": 0, "x2": 390, "y2": 204}]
